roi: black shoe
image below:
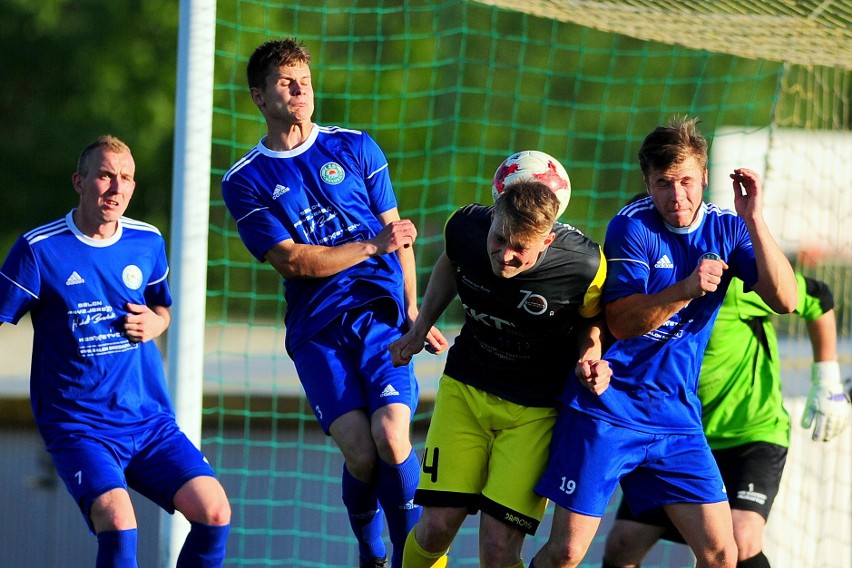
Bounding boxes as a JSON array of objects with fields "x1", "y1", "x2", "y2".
[{"x1": 360, "y1": 558, "x2": 389, "y2": 568}]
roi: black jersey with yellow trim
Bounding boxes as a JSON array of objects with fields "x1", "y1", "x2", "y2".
[{"x1": 443, "y1": 203, "x2": 606, "y2": 407}]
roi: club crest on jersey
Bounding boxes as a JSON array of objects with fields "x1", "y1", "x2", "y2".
[
  {"x1": 518, "y1": 290, "x2": 549, "y2": 315},
  {"x1": 122, "y1": 265, "x2": 143, "y2": 290},
  {"x1": 320, "y1": 162, "x2": 345, "y2": 185}
]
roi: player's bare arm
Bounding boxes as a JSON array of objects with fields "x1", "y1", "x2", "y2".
[
  {"x1": 730, "y1": 169, "x2": 798, "y2": 314},
  {"x1": 575, "y1": 319, "x2": 611, "y2": 395},
  {"x1": 378, "y1": 209, "x2": 449, "y2": 355},
  {"x1": 605, "y1": 257, "x2": 726, "y2": 340},
  {"x1": 264, "y1": 215, "x2": 417, "y2": 280},
  {"x1": 389, "y1": 251, "x2": 456, "y2": 366}
]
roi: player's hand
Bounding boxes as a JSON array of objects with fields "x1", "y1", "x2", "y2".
[
  {"x1": 389, "y1": 328, "x2": 428, "y2": 367},
  {"x1": 576, "y1": 359, "x2": 611, "y2": 395},
  {"x1": 686, "y1": 256, "x2": 728, "y2": 298},
  {"x1": 424, "y1": 326, "x2": 449, "y2": 355},
  {"x1": 123, "y1": 303, "x2": 168, "y2": 343},
  {"x1": 405, "y1": 307, "x2": 449, "y2": 356},
  {"x1": 730, "y1": 168, "x2": 764, "y2": 221},
  {"x1": 802, "y1": 362, "x2": 851, "y2": 442},
  {"x1": 370, "y1": 219, "x2": 417, "y2": 255}
]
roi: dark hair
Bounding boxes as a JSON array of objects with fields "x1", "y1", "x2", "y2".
[
  {"x1": 77, "y1": 135, "x2": 131, "y2": 177},
  {"x1": 493, "y1": 180, "x2": 559, "y2": 239},
  {"x1": 247, "y1": 37, "x2": 312, "y2": 90},
  {"x1": 638, "y1": 115, "x2": 708, "y2": 179}
]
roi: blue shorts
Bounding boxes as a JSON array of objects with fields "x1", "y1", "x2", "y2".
[
  {"x1": 290, "y1": 302, "x2": 418, "y2": 433},
  {"x1": 536, "y1": 408, "x2": 727, "y2": 517},
  {"x1": 46, "y1": 419, "x2": 217, "y2": 533},
  {"x1": 614, "y1": 441, "x2": 788, "y2": 543}
]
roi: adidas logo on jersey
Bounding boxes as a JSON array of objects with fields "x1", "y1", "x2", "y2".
[
  {"x1": 654, "y1": 255, "x2": 674, "y2": 269},
  {"x1": 379, "y1": 384, "x2": 400, "y2": 398},
  {"x1": 65, "y1": 271, "x2": 85, "y2": 286},
  {"x1": 272, "y1": 184, "x2": 290, "y2": 199}
]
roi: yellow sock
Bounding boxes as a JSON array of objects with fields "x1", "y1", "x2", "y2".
[
  {"x1": 507, "y1": 562, "x2": 524, "y2": 568},
  {"x1": 402, "y1": 529, "x2": 449, "y2": 568}
]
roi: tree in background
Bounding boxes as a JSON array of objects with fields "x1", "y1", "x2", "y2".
[{"x1": 0, "y1": 0, "x2": 178, "y2": 248}]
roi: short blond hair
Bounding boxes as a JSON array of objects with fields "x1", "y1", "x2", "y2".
[
  {"x1": 493, "y1": 180, "x2": 559, "y2": 240},
  {"x1": 77, "y1": 135, "x2": 132, "y2": 177}
]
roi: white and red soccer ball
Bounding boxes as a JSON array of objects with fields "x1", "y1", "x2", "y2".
[{"x1": 491, "y1": 150, "x2": 572, "y2": 217}]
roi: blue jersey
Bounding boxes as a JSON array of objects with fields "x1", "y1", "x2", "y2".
[
  {"x1": 563, "y1": 196, "x2": 759, "y2": 434},
  {"x1": 0, "y1": 212, "x2": 175, "y2": 443},
  {"x1": 221, "y1": 125, "x2": 405, "y2": 352}
]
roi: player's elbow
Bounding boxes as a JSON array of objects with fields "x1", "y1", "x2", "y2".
[
  {"x1": 264, "y1": 243, "x2": 306, "y2": 279},
  {"x1": 605, "y1": 315, "x2": 650, "y2": 341},
  {"x1": 605, "y1": 304, "x2": 648, "y2": 340},
  {"x1": 767, "y1": 292, "x2": 797, "y2": 314},
  {"x1": 607, "y1": 322, "x2": 631, "y2": 341},
  {"x1": 775, "y1": 302, "x2": 796, "y2": 315},
  {"x1": 754, "y1": 279, "x2": 798, "y2": 315},
  {"x1": 775, "y1": 286, "x2": 800, "y2": 314}
]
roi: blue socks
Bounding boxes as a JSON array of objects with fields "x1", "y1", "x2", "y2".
[
  {"x1": 377, "y1": 450, "x2": 422, "y2": 568},
  {"x1": 176, "y1": 522, "x2": 230, "y2": 568},
  {"x1": 95, "y1": 523, "x2": 228, "y2": 568},
  {"x1": 342, "y1": 465, "x2": 387, "y2": 563},
  {"x1": 96, "y1": 529, "x2": 138, "y2": 568},
  {"x1": 176, "y1": 523, "x2": 231, "y2": 568}
]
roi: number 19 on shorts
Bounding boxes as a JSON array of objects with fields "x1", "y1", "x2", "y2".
[{"x1": 559, "y1": 477, "x2": 576, "y2": 494}]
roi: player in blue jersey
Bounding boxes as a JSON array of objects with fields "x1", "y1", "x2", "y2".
[
  {"x1": 529, "y1": 116, "x2": 799, "y2": 568},
  {"x1": 221, "y1": 38, "x2": 447, "y2": 568},
  {"x1": 602, "y1": 273, "x2": 849, "y2": 568},
  {"x1": 0, "y1": 136, "x2": 231, "y2": 567}
]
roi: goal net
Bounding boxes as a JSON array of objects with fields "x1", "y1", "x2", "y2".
[{"x1": 205, "y1": 1, "x2": 850, "y2": 566}]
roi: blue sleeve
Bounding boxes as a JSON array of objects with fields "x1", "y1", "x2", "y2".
[
  {"x1": 221, "y1": 176, "x2": 292, "y2": 262},
  {"x1": 0, "y1": 236, "x2": 39, "y2": 324},
  {"x1": 726, "y1": 216, "x2": 758, "y2": 289},
  {"x1": 360, "y1": 131, "x2": 398, "y2": 215},
  {"x1": 601, "y1": 214, "x2": 650, "y2": 305},
  {"x1": 144, "y1": 237, "x2": 173, "y2": 309}
]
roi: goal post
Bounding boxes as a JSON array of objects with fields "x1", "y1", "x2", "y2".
[{"x1": 164, "y1": 0, "x2": 217, "y2": 566}]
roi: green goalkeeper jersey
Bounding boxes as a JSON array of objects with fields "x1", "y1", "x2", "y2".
[{"x1": 699, "y1": 273, "x2": 830, "y2": 449}]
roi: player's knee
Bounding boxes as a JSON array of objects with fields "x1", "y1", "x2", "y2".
[
  {"x1": 371, "y1": 425, "x2": 412, "y2": 464},
  {"x1": 602, "y1": 533, "x2": 630, "y2": 561},
  {"x1": 733, "y1": 537, "x2": 763, "y2": 562},
  {"x1": 342, "y1": 443, "x2": 381, "y2": 481},
  {"x1": 697, "y1": 540, "x2": 737, "y2": 568},
  {"x1": 731, "y1": 517, "x2": 765, "y2": 560},
  {"x1": 479, "y1": 532, "x2": 523, "y2": 567},
  {"x1": 602, "y1": 531, "x2": 646, "y2": 567},
  {"x1": 90, "y1": 488, "x2": 137, "y2": 532},
  {"x1": 538, "y1": 538, "x2": 588, "y2": 568},
  {"x1": 204, "y1": 498, "x2": 232, "y2": 527},
  {"x1": 415, "y1": 509, "x2": 465, "y2": 551},
  {"x1": 175, "y1": 478, "x2": 232, "y2": 526},
  {"x1": 370, "y1": 403, "x2": 413, "y2": 461}
]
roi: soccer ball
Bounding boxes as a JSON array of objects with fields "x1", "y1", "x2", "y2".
[{"x1": 491, "y1": 150, "x2": 572, "y2": 217}]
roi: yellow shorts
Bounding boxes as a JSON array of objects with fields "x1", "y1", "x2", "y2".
[{"x1": 415, "y1": 374, "x2": 557, "y2": 534}]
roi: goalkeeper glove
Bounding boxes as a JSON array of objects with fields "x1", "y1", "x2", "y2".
[{"x1": 801, "y1": 361, "x2": 851, "y2": 442}]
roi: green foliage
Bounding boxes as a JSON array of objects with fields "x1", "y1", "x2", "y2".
[{"x1": 0, "y1": 0, "x2": 178, "y2": 241}]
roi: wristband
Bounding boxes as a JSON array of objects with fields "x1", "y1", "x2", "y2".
[{"x1": 811, "y1": 361, "x2": 841, "y2": 386}]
